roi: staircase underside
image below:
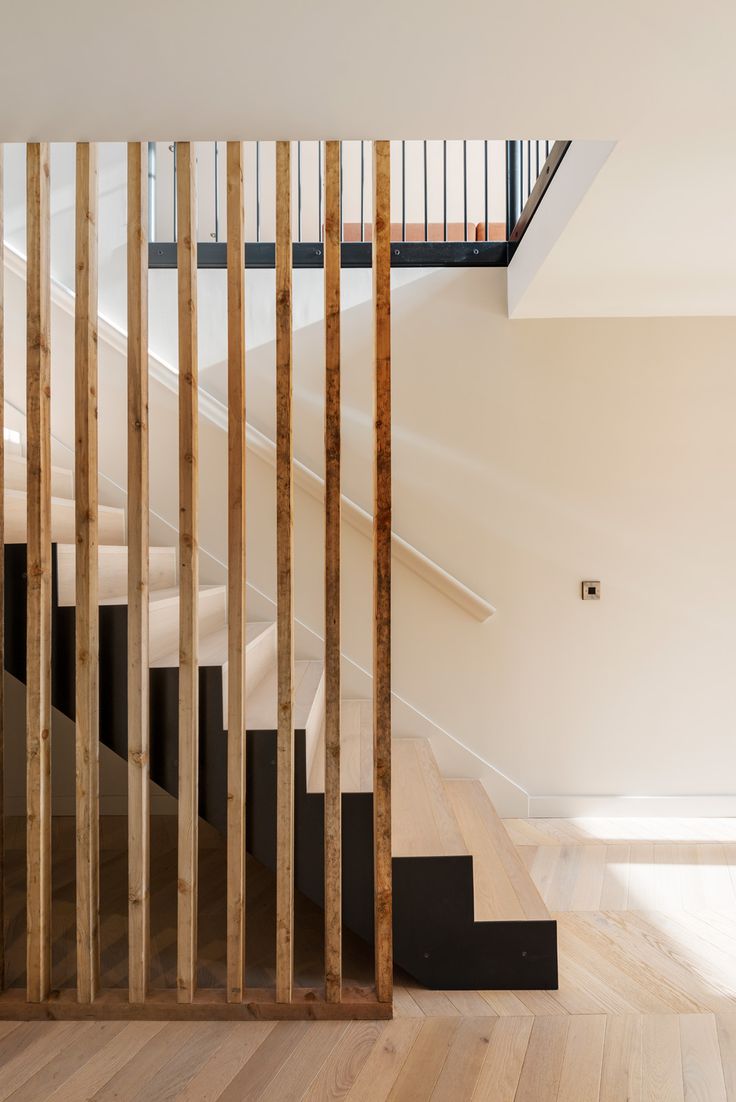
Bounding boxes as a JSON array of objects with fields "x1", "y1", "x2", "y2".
[{"x1": 3, "y1": 540, "x2": 558, "y2": 992}]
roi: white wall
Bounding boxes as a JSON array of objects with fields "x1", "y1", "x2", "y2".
[{"x1": 200, "y1": 265, "x2": 736, "y2": 808}]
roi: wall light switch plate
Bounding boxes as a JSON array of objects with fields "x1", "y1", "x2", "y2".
[{"x1": 582, "y1": 580, "x2": 601, "y2": 600}]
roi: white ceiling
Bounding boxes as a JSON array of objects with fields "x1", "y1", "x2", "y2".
[
  {"x1": 3, "y1": 1, "x2": 736, "y2": 316},
  {"x1": 0, "y1": 0, "x2": 731, "y2": 141}
]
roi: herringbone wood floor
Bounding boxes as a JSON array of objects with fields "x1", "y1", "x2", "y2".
[{"x1": 4, "y1": 816, "x2": 736, "y2": 1099}]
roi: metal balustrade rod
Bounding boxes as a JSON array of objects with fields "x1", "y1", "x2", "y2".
[
  {"x1": 172, "y1": 142, "x2": 177, "y2": 241},
  {"x1": 360, "y1": 140, "x2": 365, "y2": 243},
  {"x1": 256, "y1": 140, "x2": 261, "y2": 243},
  {"x1": 318, "y1": 140, "x2": 323, "y2": 243},
  {"x1": 147, "y1": 142, "x2": 156, "y2": 243},
  {"x1": 297, "y1": 140, "x2": 303, "y2": 243},
  {"x1": 484, "y1": 139, "x2": 488, "y2": 241},
  {"x1": 401, "y1": 140, "x2": 406, "y2": 242},
  {"x1": 442, "y1": 140, "x2": 447, "y2": 241},
  {"x1": 213, "y1": 141, "x2": 220, "y2": 242},
  {"x1": 145, "y1": 137, "x2": 543, "y2": 255},
  {"x1": 463, "y1": 140, "x2": 468, "y2": 241},
  {"x1": 506, "y1": 140, "x2": 522, "y2": 238},
  {"x1": 423, "y1": 140, "x2": 428, "y2": 242}
]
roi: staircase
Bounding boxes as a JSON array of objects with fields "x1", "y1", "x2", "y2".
[{"x1": 2, "y1": 442, "x2": 557, "y2": 992}]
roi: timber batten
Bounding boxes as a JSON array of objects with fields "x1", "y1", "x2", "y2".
[
  {"x1": 176, "y1": 141, "x2": 199, "y2": 1004},
  {"x1": 127, "y1": 141, "x2": 151, "y2": 1005},
  {"x1": 6, "y1": 137, "x2": 394, "y2": 1022},
  {"x1": 25, "y1": 142, "x2": 52, "y2": 1004}
]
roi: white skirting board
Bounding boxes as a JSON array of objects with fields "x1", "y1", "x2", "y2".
[{"x1": 528, "y1": 793, "x2": 736, "y2": 818}]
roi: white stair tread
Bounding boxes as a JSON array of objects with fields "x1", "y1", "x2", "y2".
[
  {"x1": 146, "y1": 585, "x2": 227, "y2": 663},
  {"x1": 55, "y1": 544, "x2": 177, "y2": 606},
  {"x1": 102, "y1": 583, "x2": 201, "y2": 608},
  {"x1": 308, "y1": 699, "x2": 372, "y2": 794},
  {"x1": 445, "y1": 779, "x2": 550, "y2": 923},
  {"x1": 4, "y1": 487, "x2": 125, "y2": 545},
  {"x1": 392, "y1": 738, "x2": 468, "y2": 859},
  {"x1": 222, "y1": 622, "x2": 278, "y2": 729},
  {"x1": 152, "y1": 620, "x2": 271, "y2": 670},
  {"x1": 5, "y1": 452, "x2": 74, "y2": 498},
  {"x1": 245, "y1": 658, "x2": 323, "y2": 730}
]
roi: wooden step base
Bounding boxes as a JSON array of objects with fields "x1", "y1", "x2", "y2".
[{"x1": 0, "y1": 986, "x2": 392, "y2": 1022}]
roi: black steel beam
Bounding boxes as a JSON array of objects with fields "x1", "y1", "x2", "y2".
[{"x1": 148, "y1": 240, "x2": 508, "y2": 270}]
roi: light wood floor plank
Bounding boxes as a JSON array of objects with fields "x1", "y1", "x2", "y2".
[
  {"x1": 446, "y1": 989, "x2": 497, "y2": 1016},
  {"x1": 386, "y1": 1017, "x2": 460, "y2": 1101},
  {"x1": 600, "y1": 1013, "x2": 643, "y2": 1102},
  {"x1": 408, "y1": 987, "x2": 461, "y2": 1017},
  {"x1": 0, "y1": 1023, "x2": 86, "y2": 1100},
  {"x1": 641, "y1": 1014, "x2": 685, "y2": 1102},
  {"x1": 45, "y1": 1022, "x2": 166, "y2": 1102},
  {"x1": 6, "y1": 1022, "x2": 125, "y2": 1102},
  {"x1": 478, "y1": 989, "x2": 533, "y2": 1017},
  {"x1": 259, "y1": 1022, "x2": 348, "y2": 1101},
  {"x1": 471, "y1": 1015, "x2": 533, "y2": 1101},
  {"x1": 680, "y1": 1013, "x2": 728, "y2": 1102},
  {"x1": 175, "y1": 1023, "x2": 275, "y2": 1102},
  {"x1": 215, "y1": 1021, "x2": 310, "y2": 1102},
  {"x1": 303, "y1": 1020, "x2": 385, "y2": 1101},
  {"x1": 90, "y1": 1023, "x2": 203, "y2": 1101},
  {"x1": 430, "y1": 1018, "x2": 493, "y2": 1101},
  {"x1": 345, "y1": 1019, "x2": 422, "y2": 1100},
  {"x1": 600, "y1": 844, "x2": 632, "y2": 910},
  {"x1": 391, "y1": 985, "x2": 424, "y2": 1018},
  {"x1": 716, "y1": 1013, "x2": 736, "y2": 1102},
  {"x1": 557, "y1": 1014, "x2": 607, "y2": 1102},
  {"x1": 514, "y1": 1015, "x2": 569, "y2": 1102},
  {"x1": 127, "y1": 1022, "x2": 229, "y2": 1101}
]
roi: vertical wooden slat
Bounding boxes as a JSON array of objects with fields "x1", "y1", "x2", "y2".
[
  {"x1": 323, "y1": 140, "x2": 342, "y2": 1004},
  {"x1": 0, "y1": 143, "x2": 5, "y2": 993},
  {"x1": 74, "y1": 142, "x2": 100, "y2": 1003},
  {"x1": 275, "y1": 140, "x2": 294, "y2": 1004},
  {"x1": 372, "y1": 140, "x2": 393, "y2": 1005},
  {"x1": 26, "y1": 142, "x2": 52, "y2": 1004},
  {"x1": 127, "y1": 142, "x2": 150, "y2": 1004},
  {"x1": 226, "y1": 140, "x2": 246, "y2": 1003},
  {"x1": 176, "y1": 141, "x2": 199, "y2": 1003}
]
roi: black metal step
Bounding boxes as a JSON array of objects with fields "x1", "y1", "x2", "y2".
[{"x1": 4, "y1": 543, "x2": 558, "y2": 990}]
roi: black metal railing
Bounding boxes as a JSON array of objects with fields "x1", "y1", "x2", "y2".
[{"x1": 147, "y1": 139, "x2": 565, "y2": 269}]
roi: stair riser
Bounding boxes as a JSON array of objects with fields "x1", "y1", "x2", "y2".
[
  {"x1": 55, "y1": 546, "x2": 178, "y2": 607},
  {"x1": 5, "y1": 493, "x2": 125, "y2": 544},
  {"x1": 5, "y1": 455, "x2": 74, "y2": 499},
  {"x1": 149, "y1": 590, "x2": 227, "y2": 662}
]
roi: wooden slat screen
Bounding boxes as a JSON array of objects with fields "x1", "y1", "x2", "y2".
[
  {"x1": 275, "y1": 140, "x2": 295, "y2": 1004},
  {"x1": 74, "y1": 142, "x2": 100, "y2": 1004},
  {"x1": 25, "y1": 142, "x2": 52, "y2": 1004},
  {"x1": 176, "y1": 141, "x2": 199, "y2": 1003},
  {"x1": 323, "y1": 140, "x2": 342, "y2": 1004},
  {"x1": 226, "y1": 140, "x2": 247, "y2": 1003},
  {"x1": 127, "y1": 142, "x2": 151, "y2": 1005},
  {"x1": 0, "y1": 143, "x2": 5, "y2": 993},
  {"x1": 2, "y1": 135, "x2": 393, "y2": 1023},
  {"x1": 372, "y1": 140, "x2": 393, "y2": 1004}
]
